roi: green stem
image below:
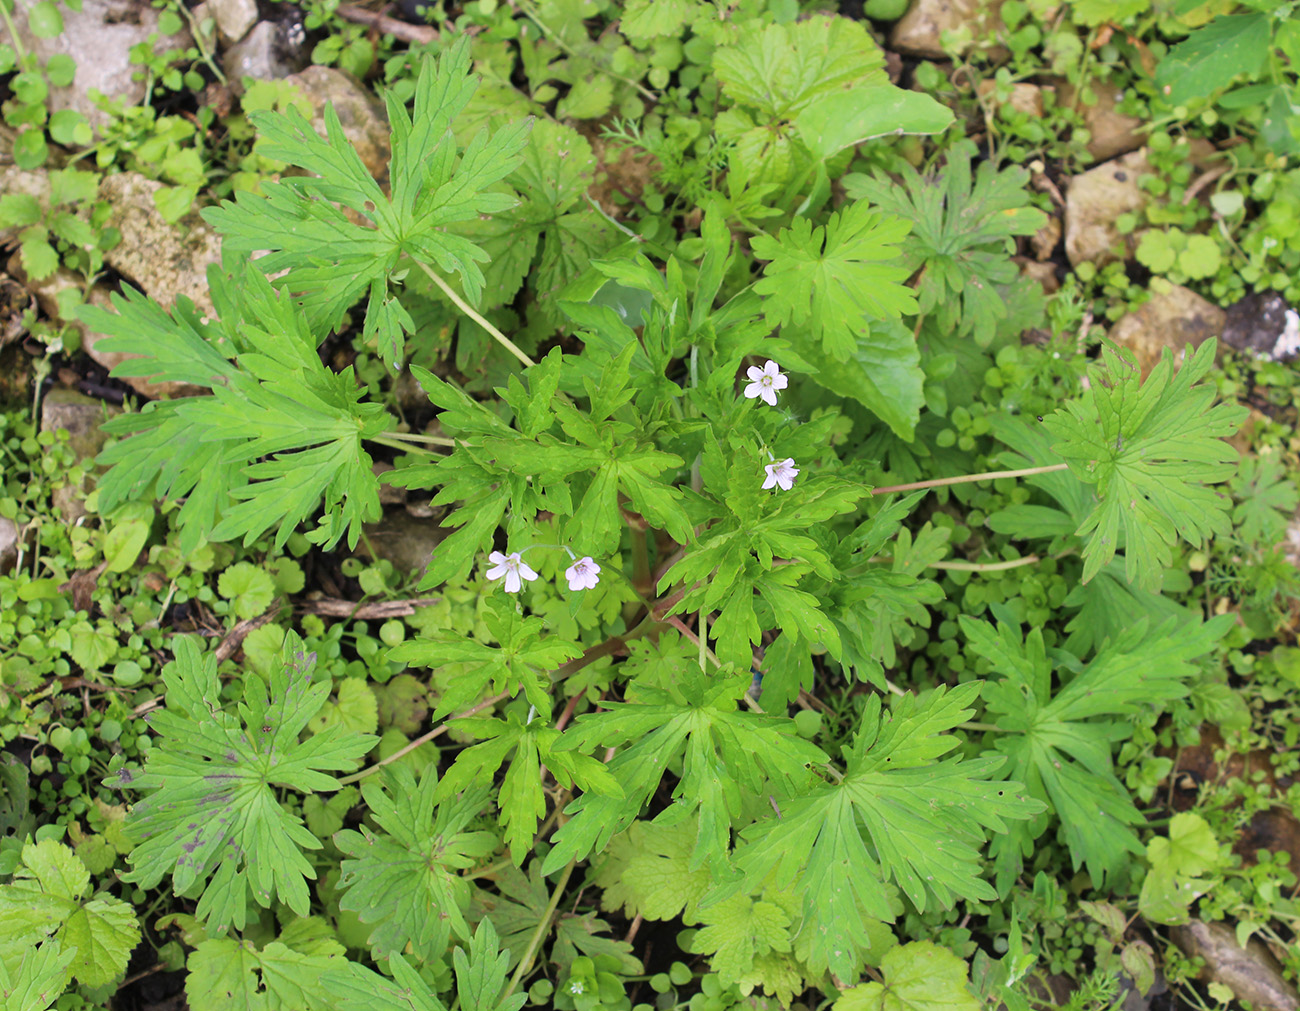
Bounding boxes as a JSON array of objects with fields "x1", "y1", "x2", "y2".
[
  {"x1": 384, "y1": 430, "x2": 457, "y2": 447},
  {"x1": 337, "y1": 691, "x2": 509, "y2": 786},
  {"x1": 0, "y1": 0, "x2": 29, "y2": 68},
  {"x1": 368, "y1": 434, "x2": 439, "y2": 457},
  {"x1": 504, "y1": 858, "x2": 576, "y2": 997},
  {"x1": 415, "y1": 260, "x2": 536, "y2": 369},
  {"x1": 872, "y1": 463, "x2": 1068, "y2": 496},
  {"x1": 930, "y1": 556, "x2": 1042, "y2": 572}
]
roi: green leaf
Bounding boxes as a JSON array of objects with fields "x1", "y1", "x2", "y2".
[
  {"x1": 590, "y1": 817, "x2": 713, "y2": 923},
  {"x1": 1138, "y1": 812, "x2": 1224, "y2": 925},
  {"x1": 83, "y1": 266, "x2": 392, "y2": 553},
  {"x1": 453, "y1": 919, "x2": 528, "y2": 1011},
  {"x1": 728, "y1": 684, "x2": 1040, "y2": 980},
  {"x1": 1155, "y1": 14, "x2": 1270, "y2": 106},
  {"x1": 307, "y1": 678, "x2": 379, "y2": 737},
  {"x1": 794, "y1": 85, "x2": 953, "y2": 162},
  {"x1": 13, "y1": 130, "x2": 48, "y2": 170},
  {"x1": 0, "y1": 840, "x2": 140, "y2": 988},
  {"x1": 843, "y1": 141, "x2": 1046, "y2": 346},
  {"x1": 713, "y1": 17, "x2": 883, "y2": 122},
  {"x1": 325, "y1": 953, "x2": 451, "y2": 1011},
  {"x1": 217, "y1": 561, "x2": 277, "y2": 619},
  {"x1": 27, "y1": 2, "x2": 63, "y2": 37},
  {"x1": 334, "y1": 765, "x2": 496, "y2": 962},
  {"x1": 751, "y1": 202, "x2": 916, "y2": 362},
  {"x1": 439, "y1": 712, "x2": 620, "y2": 864},
  {"x1": 153, "y1": 184, "x2": 199, "y2": 224},
  {"x1": 205, "y1": 37, "x2": 531, "y2": 365},
  {"x1": 117, "y1": 634, "x2": 375, "y2": 932},
  {"x1": 101, "y1": 514, "x2": 151, "y2": 574},
  {"x1": 1042, "y1": 340, "x2": 1247, "y2": 593},
  {"x1": 834, "y1": 941, "x2": 980, "y2": 1011},
  {"x1": 0, "y1": 939, "x2": 75, "y2": 1011},
  {"x1": 962, "y1": 608, "x2": 1233, "y2": 889},
  {"x1": 620, "y1": 0, "x2": 695, "y2": 40},
  {"x1": 545, "y1": 662, "x2": 828, "y2": 875},
  {"x1": 789, "y1": 317, "x2": 924, "y2": 440},
  {"x1": 19, "y1": 228, "x2": 58, "y2": 281},
  {"x1": 0, "y1": 193, "x2": 41, "y2": 228},
  {"x1": 186, "y1": 934, "x2": 345, "y2": 1011},
  {"x1": 49, "y1": 110, "x2": 92, "y2": 147},
  {"x1": 389, "y1": 597, "x2": 581, "y2": 721},
  {"x1": 688, "y1": 893, "x2": 792, "y2": 988}
]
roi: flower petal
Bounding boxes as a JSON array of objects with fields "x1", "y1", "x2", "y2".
[{"x1": 746, "y1": 365, "x2": 764, "y2": 382}]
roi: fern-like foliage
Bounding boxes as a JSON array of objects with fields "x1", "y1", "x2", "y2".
[
  {"x1": 113, "y1": 634, "x2": 375, "y2": 931},
  {"x1": 960, "y1": 606, "x2": 1233, "y2": 891},
  {"x1": 204, "y1": 37, "x2": 531, "y2": 365}
]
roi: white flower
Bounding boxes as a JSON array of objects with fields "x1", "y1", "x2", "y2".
[
  {"x1": 564, "y1": 556, "x2": 601, "y2": 591},
  {"x1": 485, "y1": 551, "x2": 538, "y2": 593},
  {"x1": 743, "y1": 359, "x2": 788, "y2": 407},
  {"x1": 762, "y1": 458, "x2": 799, "y2": 492}
]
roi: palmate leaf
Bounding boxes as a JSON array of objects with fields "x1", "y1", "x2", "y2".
[
  {"x1": 325, "y1": 922, "x2": 526, "y2": 1011},
  {"x1": 185, "y1": 929, "x2": 345, "y2": 1011},
  {"x1": 204, "y1": 36, "x2": 531, "y2": 365},
  {"x1": 835, "y1": 941, "x2": 980, "y2": 1011},
  {"x1": 83, "y1": 265, "x2": 392, "y2": 554},
  {"x1": 1042, "y1": 340, "x2": 1247, "y2": 593},
  {"x1": 455, "y1": 119, "x2": 614, "y2": 318},
  {"x1": 726, "y1": 684, "x2": 1041, "y2": 981},
  {"x1": 544, "y1": 663, "x2": 827, "y2": 875},
  {"x1": 333, "y1": 765, "x2": 496, "y2": 963},
  {"x1": 961, "y1": 606, "x2": 1234, "y2": 890},
  {"x1": 0, "y1": 840, "x2": 139, "y2": 988},
  {"x1": 751, "y1": 202, "x2": 916, "y2": 362},
  {"x1": 438, "y1": 712, "x2": 622, "y2": 864},
  {"x1": 114, "y1": 634, "x2": 375, "y2": 932},
  {"x1": 844, "y1": 142, "x2": 1046, "y2": 346},
  {"x1": 388, "y1": 596, "x2": 582, "y2": 721}
]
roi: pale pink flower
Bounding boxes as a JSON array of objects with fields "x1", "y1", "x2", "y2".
[
  {"x1": 564, "y1": 556, "x2": 601, "y2": 591},
  {"x1": 762, "y1": 458, "x2": 799, "y2": 492},
  {"x1": 743, "y1": 360, "x2": 788, "y2": 407},
  {"x1": 486, "y1": 551, "x2": 538, "y2": 593}
]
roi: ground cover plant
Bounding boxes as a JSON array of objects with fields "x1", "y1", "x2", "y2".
[{"x1": 3, "y1": 0, "x2": 1300, "y2": 1009}]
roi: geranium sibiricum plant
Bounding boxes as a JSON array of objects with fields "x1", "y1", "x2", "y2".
[{"x1": 76, "y1": 25, "x2": 1250, "y2": 1011}]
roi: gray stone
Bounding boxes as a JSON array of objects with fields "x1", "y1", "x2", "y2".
[
  {"x1": 40, "y1": 388, "x2": 119, "y2": 462},
  {"x1": 1171, "y1": 921, "x2": 1300, "y2": 1011},
  {"x1": 1108, "y1": 283, "x2": 1226, "y2": 379},
  {"x1": 99, "y1": 173, "x2": 221, "y2": 318},
  {"x1": 0, "y1": 517, "x2": 17, "y2": 573},
  {"x1": 212, "y1": 0, "x2": 258, "y2": 44},
  {"x1": 977, "y1": 80, "x2": 1043, "y2": 119},
  {"x1": 283, "y1": 66, "x2": 391, "y2": 180},
  {"x1": 222, "y1": 21, "x2": 295, "y2": 94},
  {"x1": 1222, "y1": 291, "x2": 1300, "y2": 361},
  {"x1": 1065, "y1": 149, "x2": 1149, "y2": 267},
  {"x1": 0, "y1": 0, "x2": 191, "y2": 132},
  {"x1": 891, "y1": 0, "x2": 1002, "y2": 59},
  {"x1": 1056, "y1": 80, "x2": 1144, "y2": 163}
]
